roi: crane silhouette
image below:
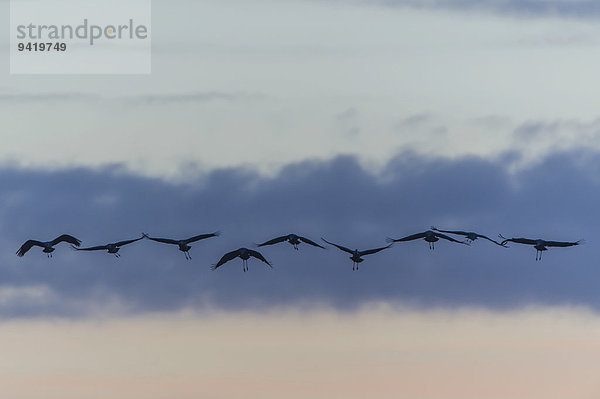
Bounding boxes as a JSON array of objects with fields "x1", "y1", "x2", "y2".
[
  {"x1": 17, "y1": 234, "x2": 82, "y2": 258},
  {"x1": 499, "y1": 235, "x2": 581, "y2": 260},
  {"x1": 211, "y1": 248, "x2": 271, "y2": 272},
  {"x1": 386, "y1": 230, "x2": 468, "y2": 250},
  {"x1": 321, "y1": 238, "x2": 391, "y2": 270},
  {"x1": 258, "y1": 233, "x2": 325, "y2": 250},
  {"x1": 143, "y1": 231, "x2": 220, "y2": 260},
  {"x1": 431, "y1": 226, "x2": 506, "y2": 247},
  {"x1": 71, "y1": 235, "x2": 144, "y2": 257}
]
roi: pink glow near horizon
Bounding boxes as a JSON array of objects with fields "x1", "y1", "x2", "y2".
[{"x1": 1, "y1": 305, "x2": 599, "y2": 398}]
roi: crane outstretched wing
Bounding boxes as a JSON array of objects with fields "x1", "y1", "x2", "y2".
[
  {"x1": 72, "y1": 244, "x2": 108, "y2": 251},
  {"x1": 143, "y1": 234, "x2": 179, "y2": 245},
  {"x1": 431, "y1": 227, "x2": 468, "y2": 236},
  {"x1": 114, "y1": 236, "x2": 145, "y2": 247},
  {"x1": 359, "y1": 244, "x2": 392, "y2": 256},
  {"x1": 211, "y1": 249, "x2": 241, "y2": 270},
  {"x1": 184, "y1": 232, "x2": 220, "y2": 244},
  {"x1": 434, "y1": 227, "x2": 504, "y2": 246},
  {"x1": 499, "y1": 236, "x2": 537, "y2": 246},
  {"x1": 321, "y1": 238, "x2": 354, "y2": 254},
  {"x1": 16, "y1": 240, "x2": 44, "y2": 257},
  {"x1": 542, "y1": 240, "x2": 581, "y2": 248},
  {"x1": 248, "y1": 250, "x2": 272, "y2": 267},
  {"x1": 386, "y1": 232, "x2": 427, "y2": 243},
  {"x1": 51, "y1": 234, "x2": 81, "y2": 247},
  {"x1": 298, "y1": 236, "x2": 326, "y2": 249},
  {"x1": 475, "y1": 234, "x2": 506, "y2": 247},
  {"x1": 257, "y1": 235, "x2": 289, "y2": 247},
  {"x1": 434, "y1": 232, "x2": 469, "y2": 245}
]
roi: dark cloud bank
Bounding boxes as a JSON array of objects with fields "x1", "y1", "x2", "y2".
[{"x1": 0, "y1": 150, "x2": 598, "y2": 317}]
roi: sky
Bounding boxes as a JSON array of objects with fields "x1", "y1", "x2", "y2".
[{"x1": 2, "y1": 0, "x2": 600, "y2": 397}]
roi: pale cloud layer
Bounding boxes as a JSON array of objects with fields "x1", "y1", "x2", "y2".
[
  {"x1": 1, "y1": 305, "x2": 599, "y2": 399},
  {"x1": 2, "y1": 1, "x2": 600, "y2": 177}
]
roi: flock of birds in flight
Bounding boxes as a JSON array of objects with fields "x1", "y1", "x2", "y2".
[{"x1": 15, "y1": 228, "x2": 582, "y2": 271}]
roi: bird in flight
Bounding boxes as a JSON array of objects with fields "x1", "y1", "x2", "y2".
[
  {"x1": 321, "y1": 238, "x2": 391, "y2": 270},
  {"x1": 431, "y1": 226, "x2": 506, "y2": 247},
  {"x1": 499, "y1": 235, "x2": 582, "y2": 260},
  {"x1": 257, "y1": 233, "x2": 325, "y2": 250},
  {"x1": 17, "y1": 234, "x2": 82, "y2": 258},
  {"x1": 71, "y1": 235, "x2": 144, "y2": 257},
  {"x1": 211, "y1": 248, "x2": 272, "y2": 272},
  {"x1": 143, "y1": 231, "x2": 220, "y2": 260},
  {"x1": 386, "y1": 230, "x2": 469, "y2": 250}
]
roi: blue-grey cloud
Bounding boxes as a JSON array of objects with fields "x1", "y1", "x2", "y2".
[
  {"x1": 364, "y1": 0, "x2": 600, "y2": 18},
  {"x1": 0, "y1": 150, "x2": 598, "y2": 318},
  {"x1": 335, "y1": 107, "x2": 359, "y2": 121},
  {"x1": 393, "y1": 113, "x2": 433, "y2": 132},
  {"x1": 334, "y1": 107, "x2": 361, "y2": 138},
  {"x1": 514, "y1": 118, "x2": 600, "y2": 142}
]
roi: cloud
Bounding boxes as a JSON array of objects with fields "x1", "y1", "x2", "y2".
[
  {"x1": 514, "y1": 118, "x2": 600, "y2": 142},
  {"x1": 363, "y1": 0, "x2": 600, "y2": 18},
  {"x1": 1, "y1": 149, "x2": 598, "y2": 317},
  {"x1": 334, "y1": 107, "x2": 361, "y2": 137},
  {"x1": 510, "y1": 118, "x2": 600, "y2": 166},
  {"x1": 393, "y1": 113, "x2": 432, "y2": 130},
  {"x1": 335, "y1": 107, "x2": 359, "y2": 121}
]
